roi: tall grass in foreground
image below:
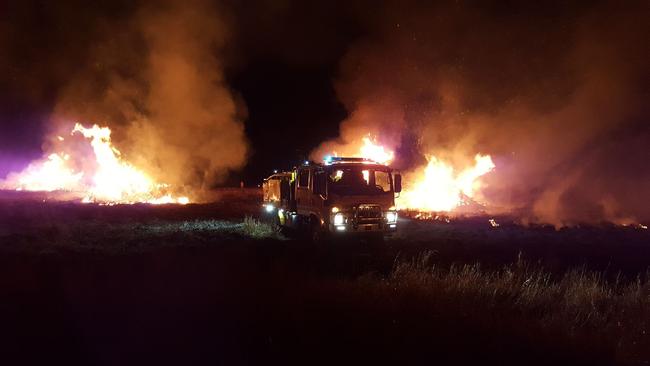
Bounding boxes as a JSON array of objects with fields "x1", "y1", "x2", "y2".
[
  {"x1": 390, "y1": 251, "x2": 648, "y2": 328},
  {"x1": 382, "y1": 251, "x2": 649, "y2": 363}
]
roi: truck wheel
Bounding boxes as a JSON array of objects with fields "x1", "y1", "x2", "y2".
[
  {"x1": 278, "y1": 225, "x2": 293, "y2": 237},
  {"x1": 310, "y1": 227, "x2": 321, "y2": 243},
  {"x1": 309, "y1": 218, "x2": 327, "y2": 244}
]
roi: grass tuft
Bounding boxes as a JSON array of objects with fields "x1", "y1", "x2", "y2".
[{"x1": 240, "y1": 216, "x2": 277, "y2": 239}]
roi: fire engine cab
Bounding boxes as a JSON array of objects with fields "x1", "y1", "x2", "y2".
[{"x1": 262, "y1": 157, "x2": 402, "y2": 241}]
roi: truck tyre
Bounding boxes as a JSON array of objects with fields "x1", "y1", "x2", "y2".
[
  {"x1": 309, "y1": 217, "x2": 327, "y2": 244},
  {"x1": 310, "y1": 227, "x2": 321, "y2": 243}
]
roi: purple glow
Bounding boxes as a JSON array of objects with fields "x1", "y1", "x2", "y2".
[{"x1": 0, "y1": 153, "x2": 42, "y2": 181}]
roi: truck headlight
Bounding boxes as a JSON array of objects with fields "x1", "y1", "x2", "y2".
[
  {"x1": 385, "y1": 211, "x2": 397, "y2": 223},
  {"x1": 333, "y1": 213, "x2": 345, "y2": 226},
  {"x1": 265, "y1": 204, "x2": 274, "y2": 213}
]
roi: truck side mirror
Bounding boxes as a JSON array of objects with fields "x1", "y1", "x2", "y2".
[{"x1": 394, "y1": 173, "x2": 402, "y2": 193}]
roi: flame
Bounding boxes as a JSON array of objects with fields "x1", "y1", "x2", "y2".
[
  {"x1": 397, "y1": 154, "x2": 495, "y2": 211},
  {"x1": 13, "y1": 153, "x2": 83, "y2": 192},
  {"x1": 333, "y1": 133, "x2": 495, "y2": 212},
  {"x1": 2, "y1": 123, "x2": 189, "y2": 205},
  {"x1": 359, "y1": 136, "x2": 394, "y2": 164}
]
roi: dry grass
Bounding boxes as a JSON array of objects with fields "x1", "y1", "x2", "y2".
[
  {"x1": 391, "y1": 252, "x2": 649, "y2": 326},
  {"x1": 240, "y1": 215, "x2": 279, "y2": 239},
  {"x1": 382, "y1": 251, "x2": 650, "y2": 364}
]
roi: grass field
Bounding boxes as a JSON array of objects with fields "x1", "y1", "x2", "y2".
[{"x1": 0, "y1": 189, "x2": 648, "y2": 365}]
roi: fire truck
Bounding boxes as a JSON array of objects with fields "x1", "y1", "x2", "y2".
[{"x1": 262, "y1": 157, "x2": 402, "y2": 241}]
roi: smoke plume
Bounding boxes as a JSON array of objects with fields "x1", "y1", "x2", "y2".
[
  {"x1": 45, "y1": 0, "x2": 248, "y2": 196},
  {"x1": 313, "y1": 0, "x2": 649, "y2": 225}
]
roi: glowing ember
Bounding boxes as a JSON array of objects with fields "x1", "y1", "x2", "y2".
[
  {"x1": 359, "y1": 136, "x2": 394, "y2": 164},
  {"x1": 1, "y1": 123, "x2": 189, "y2": 205},
  {"x1": 397, "y1": 154, "x2": 495, "y2": 212}
]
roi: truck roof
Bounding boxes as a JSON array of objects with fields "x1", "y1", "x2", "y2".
[
  {"x1": 264, "y1": 172, "x2": 292, "y2": 181},
  {"x1": 299, "y1": 157, "x2": 390, "y2": 170},
  {"x1": 325, "y1": 162, "x2": 391, "y2": 170}
]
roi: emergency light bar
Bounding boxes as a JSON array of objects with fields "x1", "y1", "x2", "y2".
[{"x1": 323, "y1": 156, "x2": 380, "y2": 165}]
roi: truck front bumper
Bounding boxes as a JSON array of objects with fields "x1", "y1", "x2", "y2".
[{"x1": 329, "y1": 221, "x2": 397, "y2": 235}]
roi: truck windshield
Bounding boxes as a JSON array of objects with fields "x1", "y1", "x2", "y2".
[{"x1": 328, "y1": 167, "x2": 392, "y2": 196}]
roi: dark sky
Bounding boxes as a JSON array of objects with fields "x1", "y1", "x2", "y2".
[{"x1": 230, "y1": 60, "x2": 346, "y2": 183}]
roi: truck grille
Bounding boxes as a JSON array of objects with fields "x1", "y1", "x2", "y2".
[{"x1": 356, "y1": 204, "x2": 382, "y2": 219}]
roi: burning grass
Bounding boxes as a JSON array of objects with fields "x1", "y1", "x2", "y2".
[{"x1": 0, "y1": 124, "x2": 190, "y2": 204}]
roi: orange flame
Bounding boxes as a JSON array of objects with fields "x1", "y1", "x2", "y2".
[
  {"x1": 397, "y1": 154, "x2": 495, "y2": 211},
  {"x1": 359, "y1": 136, "x2": 394, "y2": 164},
  {"x1": 341, "y1": 134, "x2": 495, "y2": 211},
  {"x1": 2, "y1": 123, "x2": 189, "y2": 205},
  {"x1": 13, "y1": 153, "x2": 83, "y2": 192},
  {"x1": 337, "y1": 134, "x2": 495, "y2": 212}
]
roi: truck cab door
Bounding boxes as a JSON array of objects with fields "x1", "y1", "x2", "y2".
[
  {"x1": 296, "y1": 168, "x2": 311, "y2": 215},
  {"x1": 312, "y1": 170, "x2": 327, "y2": 211}
]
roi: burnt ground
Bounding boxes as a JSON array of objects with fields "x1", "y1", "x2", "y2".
[{"x1": 0, "y1": 189, "x2": 648, "y2": 365}]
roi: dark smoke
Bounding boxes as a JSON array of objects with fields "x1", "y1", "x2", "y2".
[{"x1": 315, "y1": 0, "x2": 649, "y2": 225}]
